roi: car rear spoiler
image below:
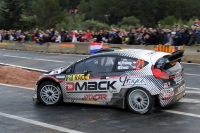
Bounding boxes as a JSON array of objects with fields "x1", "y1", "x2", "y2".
[{"x1": 154, "y1": 50, "x2": 184, "y2": 70}]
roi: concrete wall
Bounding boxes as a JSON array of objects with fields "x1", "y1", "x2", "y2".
[{"x1": 1, "y1": 41, "x2": 200, "y2": 63}]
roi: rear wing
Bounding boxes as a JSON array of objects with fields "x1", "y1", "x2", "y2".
[{"x1": 154, "y1": 50, "x2": 184, "y2": 70}]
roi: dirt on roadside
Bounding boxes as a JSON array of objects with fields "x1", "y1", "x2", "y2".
[{"x1": 0, "y1": 66, "x2": 42, "y2": 88}]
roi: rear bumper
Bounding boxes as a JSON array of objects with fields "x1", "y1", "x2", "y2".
[{"x1": 159, "y1": 82, "x2": 186, "y2": 107}]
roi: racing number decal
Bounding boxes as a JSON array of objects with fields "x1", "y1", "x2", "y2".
[
  {"x1": 66, "y1": 82, "x2": 75, "y2": 91},
  {"x1": 136, "y1": 59, "x2": 144, "y2": 70}
]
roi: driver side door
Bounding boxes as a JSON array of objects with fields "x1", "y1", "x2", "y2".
[{"x1": 65, "y1": 56, "x2": 117, "y2": 105}]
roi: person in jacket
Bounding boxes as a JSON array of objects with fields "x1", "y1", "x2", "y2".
[
  {"x1": 186, "y1": 30, "x2": 195, "y2": 46},
  {"x1": 127, "y1": 29, "x2": 135, "y2": 45},
  {"x1": 165, "y1": 32, "x2": 175, "y2": 46},
  {"x1": 159, "y1": 29, "x2": 166, "y2": 44},
  {"x1": 0, "y1": 30, "x2": 3, "y2": 42},
  {"x1": 181, "y1": 25, "x2": 189, "y2": 45},
  {"x1": 174, "y1": 26, "x2": 182, "y2": 46}
]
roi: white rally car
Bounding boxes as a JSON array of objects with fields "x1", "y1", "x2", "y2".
[{"x1": 33, "y1": 49, "x2": 186, "y2": 114}]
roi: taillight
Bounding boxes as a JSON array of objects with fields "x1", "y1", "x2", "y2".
[{"x1": 151, "y1": 66, "x2": 169, "y2": 80}]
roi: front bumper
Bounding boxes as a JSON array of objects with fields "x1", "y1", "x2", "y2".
[{"x1": 159, "y1": 83, "x2": 186, "y2": 107}]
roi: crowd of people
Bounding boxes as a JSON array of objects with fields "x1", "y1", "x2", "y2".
[{"x1": 0, "y1": 19, "x2": 200, "y2": 46}]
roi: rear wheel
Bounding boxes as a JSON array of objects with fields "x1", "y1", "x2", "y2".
[
  {"x1": 126, "y1": 88, "x2": 155, "y2": 114},
  {"x1": 38, "y1": 81, "x2": 62, "y2": 105}
]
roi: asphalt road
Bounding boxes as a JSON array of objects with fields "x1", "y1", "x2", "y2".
[{"x1": 0, "y1": 49, "x2": 200, "y2": 133}]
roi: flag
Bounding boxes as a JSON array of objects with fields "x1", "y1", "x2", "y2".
[{"x1": 90, "y1": 42, "x2": 103, "y2": 54}]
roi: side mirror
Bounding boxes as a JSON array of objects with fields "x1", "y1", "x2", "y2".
[
  {"x1": 83, "y1": 70, "x2": 88, "y2": 76},
  {"x1": 83, "y1": 70, "x2": 91, "y2": 76}
]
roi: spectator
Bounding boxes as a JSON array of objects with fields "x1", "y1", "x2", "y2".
[
  {"x1": 157, "y1": 22, "x2": 162, "y2": 34},
  {"x1": 86, "y1": 30, "x2": 92, "y2": 42},
  {"x1": 61, "y1": 28, "x2": 66, "y2": 42},
  {"x1": 143, "y1": 34, "x2": 152, "y2": 45},
  {"x1": 159, "y1": 29, "x2": 166, "y2": 45},
  {"x1": 55, "y1": 33, "x2": 61, "y2": 43},
  {"x1": 181, "y1": 25, "x2": 189, "y2": 45},
  {"x1": 194, "y1": 20, "x2": 200, "y2": 44},
  {"x1": 127, "y1": 29, "x2": 135, "y2": 45},
  {"x1": 165, "y1": 32, "x2": 175, "y2": 46},
  {"x1": 174, "y1": 26, "x2": 183, "y2": 46},
  {"x1": 187, "y1": 29, "x2": 195, "y2": 46},
  {"x1": 72, "y1": 29, "x2": 78, "y2": 42},
  {"x1": 0, "y1": 30, "x2": 2, "y2": 42},
  {"x1": 97, "y1": 30, "x2": 103, "y2": 42}
]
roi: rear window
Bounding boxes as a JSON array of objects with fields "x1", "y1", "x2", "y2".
[
  {"x1": 164, "y1": 61, "x2": 182, "y2": 75},
  {"x1": 116, "y1": 57, "x2": 149, "y2": 71}
]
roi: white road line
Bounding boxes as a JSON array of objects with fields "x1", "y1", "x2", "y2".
[
  {"x1": 184, "y1": 73, "x2": 200, "y2": 76},
  {"x1": 3, "y1": 55, "x2": 31, "y2": 59},
  {"x1": 181, "y1": 62, "x2": 200, "y2": 65},
  {"x1": 0, "y1": 112, "x2": 84, "y2": 133},
  {"x1": 0, "y1": 63, "x2": 48, "y2": 72},
  {"x1": 179, "y1": 98, "x2": 200, "y2": 104},
  {"x1": 186, "y1": 91, "x2": 200, "y2": 94},
  {"x1": 3, "y1": 54, "x2": 65, "y2": 63},
  {"x1": 0, "y1": 83, "x2": 34, "y2": 90},
  {"x1": 33, "y1": 58, "x2": 64, "y2": 63},
  {"x1": 163, "y1": 110, "x2": 200, "y2": 118},
  {"x1": 186, "y1": 87, "x2": 200, "y2": 91}
]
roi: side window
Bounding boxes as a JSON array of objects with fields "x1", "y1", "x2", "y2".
[
  {"x1": 65, "y1": 67, "x2": 72, "y2": 74},
  {"x1": 98, "y1": 57, "x2": 116, "y2": 73},
  {"x1": 83, "y1": 57, "x2": 99, "y2": 73},
  {"x1": 74, "y1": 56, "x2": 116, "y2": 73},
  {"x1": 74, "y1": 61, "x2": 84, "y2": 73},
  {"x1": 116, "y1": 57, "x2": 148, "y2": 71}
]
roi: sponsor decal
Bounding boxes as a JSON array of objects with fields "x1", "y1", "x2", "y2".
[
  {"x1": 119, "y1": 74, "x2": 146, "y2": 86},
  {"x1": 164, "y1": 82, "x2": 170, "y2": 88},
  {"x1": 83, "y1": 94, "x2": 107, "y2": 101},
  {"x1": 83, "y1": 101, "x2": 106, "y2": 105},
  {"x1": 175, "y1": 84, "x2": 185, "y2": 94},
  {"x1": 65, "y1": 81, "x2": 117, "y2": 93},
  {"x1": 66, "y1": 82, "x2": 75, "y2": 91},
  {"x1": 118, "y1": 62, "x2": 132, "y2": 65},
  {"x1": 66, "y1": 74, "x2": 90, "y2": 81},
  {"x1": 156, "y1": 59, "x2": 165, "y2": 69},
  {"x1": 56, "y1": 76, "x2": 65, "y2": 79},
  {"x1": 161, "y1": 88, "x2": 174, "y2": 100},
  {"x1": 174, "y1": 74, "x2": 183, "y2": 84}
]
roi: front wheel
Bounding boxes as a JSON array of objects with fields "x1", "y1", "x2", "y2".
[
  {"x1": 38, "y1": 81, "x2": 62, "y2": 105},
  {"x1": 126, "y1": 88, "x2": 155, "y2": 114}
]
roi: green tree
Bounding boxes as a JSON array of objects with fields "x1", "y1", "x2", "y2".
[
  {"x1": 118, "y1": 16, "x2": 140, "y2": 28},
  {"x1": 31, "y1": 0, "x2": 66, "y2": 29},
  {"x1": 78, "y1": 0, "x2": 89, "y2": 18},
  {"x1": 0, "y1": 0, "x2": 24, "y2": 29},
  {"x1": 56, "y1": 14, "x2": 85, "y2": 31}
]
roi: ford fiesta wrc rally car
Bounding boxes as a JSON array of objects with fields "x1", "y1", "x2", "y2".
[{"x1": 33, "y1": 49, "x2": 186, "y2": 114}]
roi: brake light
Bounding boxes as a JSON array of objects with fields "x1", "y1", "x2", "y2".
[{"x1": 151, "y1": 66, "x2": 169, "y2": 80}]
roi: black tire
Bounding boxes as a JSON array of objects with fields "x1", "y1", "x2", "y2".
[
  {"x1": 38, "y1": 81, "x2": 62, "y2": 106},
  {"x1": 126, "y1": 88, "x2": 155, "y2": 114}
]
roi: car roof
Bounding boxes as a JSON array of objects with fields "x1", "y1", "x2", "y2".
[{"x1": 90, "y1": 49, "x2": 170, "y2": 58}]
